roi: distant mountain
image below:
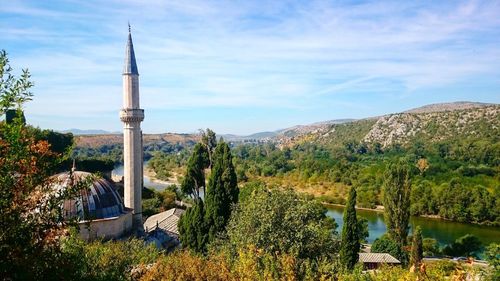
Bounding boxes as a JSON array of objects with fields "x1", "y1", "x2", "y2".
[
  {"x1": 73, "y1": 101, "x2": 499, "y2": 149},
  {"x1": 60, "y1": 129, "x2": 120, "y2": 135},
  {"x1": 302, "y1": 102, "x2": 500, "y2": 148},
  {"x1": 403, "y1": 101, "x2": 493, "y2": 114}
]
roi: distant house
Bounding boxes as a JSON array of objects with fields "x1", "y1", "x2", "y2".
[
  {"x1": 144, "y1": 208, "x2": 185, "y2": 250},
  {"x1": 359, "y1": 253, "x2": 401, "y2": 270}
]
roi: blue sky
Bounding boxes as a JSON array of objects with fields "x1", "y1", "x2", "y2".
[{"x1": 1, "y1": 0, "x2": 499, "y2": 135}]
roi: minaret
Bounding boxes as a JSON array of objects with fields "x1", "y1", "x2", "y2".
[{"x1": 120, "y1": 24, "x2": 144, "y2": 231}]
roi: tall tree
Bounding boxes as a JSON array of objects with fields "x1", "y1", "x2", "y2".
[
  {"x1": 410, "y1": 226, "x2": 423, "y2": 267},
  {"x1": 181, "y1": 143, "x2": 209, "y2": 200},
  {"x1": 0, "y1": 50, "x2": 80, "y2": 279},
  {"x1": 339, "y1": 187, "x2": 361, "y2": 270},
  {"x1": 204, "y1": 141, "x2": 239, "y2": 242},
  {"x1": 383, "y1": 159, "x2": 412, "y2": 247},
  {"x1": 200, "y1": 128, "x2": 217, "y2": 169},
  {"x1": 178, "y1": 200, "x2": 208, "y2": 253}
]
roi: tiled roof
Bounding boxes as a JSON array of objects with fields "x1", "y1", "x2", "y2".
[
  {"x1": 144, "y1": 208, "x2": 185, "y2": 236},
  {"x1": 359, "y1": 253, "x2": 401, "y2": 264}
]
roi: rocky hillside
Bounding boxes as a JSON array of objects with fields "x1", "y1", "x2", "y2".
[
  {"x1": 363, "y1": 105, "x2": 499, "y2": 147},
  {"x1": 306, "y1": 103, "x2": 500, "y2": 148}
]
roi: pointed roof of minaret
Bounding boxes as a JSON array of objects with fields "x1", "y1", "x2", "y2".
[{"x1": 123, "y1": 23, "x2": 139, "y2": 75}]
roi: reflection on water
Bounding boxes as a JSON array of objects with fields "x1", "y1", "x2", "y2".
[{"x1": 326, "y1": 205, "x2": 500, "y2": 247}]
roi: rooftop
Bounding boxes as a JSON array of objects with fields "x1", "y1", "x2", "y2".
[
  {"x1": 359, "y1": 253, "x2": 401, "y2": 264},
  {"x1": 143, "y1": 208, "x2": 185, "y2": 236}
]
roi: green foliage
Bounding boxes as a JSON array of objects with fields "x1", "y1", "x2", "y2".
[
  {"x1": 62, "y1": 234, "x2": 160, "y2": 281},
  {"x1": 442, "y1": 234, "x2": 482, "y2": 258},
  {"x1": 357, "y1": 217, "x2": 369, "y2": 244},
  {"x1": 410, "y1": 226, "x2": 423, "y2": 267},
  {"x1": 383, "y1": 159, "x2": 412, "y2": 247},
  {"x1": 371, "y1": 234, "x2": 407, "y2": 265},
  {"x1": 205, "y1": 141, "x2": 239, "y2": 243},
  {"x1": 142, "y1": 188, "x2": 177, "y2": 218},
  {"x1": 0, "y1": 50, "x2": 33, "y2": 114},
  {"x1": 339, "y1": 187, "x2": 360, "y2": 270},
  {"x1": 0, "y1": 51, "x2": 80, "y2": 280},
  {"x1": 178, "y1": 200, "x2": 208, "y2": 253},
  {"x1": 422, "y1": 238, "x2": 440, "y2": 256},
  {"x1": 484, "y1": 243, "x2": 500, "y2": 280},
  {"x1": 224, "y1": 188, "x2": 338, "y2": 260},
  {"x1": 181, "y1": 143, "x2": 209, "y2": 200}
]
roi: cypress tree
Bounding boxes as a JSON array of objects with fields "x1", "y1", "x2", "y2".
[
  {"x1": 410, "y1": 226, "x2": 423, "y2": 267},
  {"x1": 181, "y1": 143, "x2": 209, "y2": 200},
  {"x1": 340, "y1": 187, "x2": 361, "y2": 270},
  {"x1": 204, "y1": 141, "x2": 239, "y2": 242},
  {"x1": 383, "y1": 159, "x2": 412, "y2": 247},
  {"x1": 178, "y1": 200, "x2": 207, "y2": 253}
]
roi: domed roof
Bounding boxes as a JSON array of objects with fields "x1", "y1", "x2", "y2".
[{"x1": 52, "y1": 171, "x2": 126, "y2": 221}]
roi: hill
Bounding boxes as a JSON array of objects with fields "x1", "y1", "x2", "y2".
[{"x1": 296, "y1": 103, "x2": 499, "y2": 148}]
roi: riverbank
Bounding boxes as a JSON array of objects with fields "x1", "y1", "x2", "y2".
[
  {"x1": 322, "y1": 202, "x2": 385, "y2": 213},
  {"x1": 143, "y1": 167, "x2": 179, "y2": 186}
]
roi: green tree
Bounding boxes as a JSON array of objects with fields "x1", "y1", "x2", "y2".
[
  {"x1": 200, "y1": 128, "x2": 217, "y2": 169},
  {"x1": 339, "y1": 187, "x2": 360, "y2": 270},
  {"x1": 0, "y1": 50, "x2": 33, "y2": 114},
  {"x1": 410, "y1": 226, "x2": 423, "y2": 267},
  {"x1": 422, "y1": 238, "x2": 440, "y2": 256},
  {"x1": 225, "y1": 188, "x2": 338, "y2": 259},
  {"x1": 178, "y1": 200, "x2": 208, "y2": 253},
  {"x1": 371, "y1": 234, "x2": 407, "y2": 264},
  {"x1": 204, "y1": 141, "x2": 239, "y2": 242},
  {"x1": 181, "y1": 143, "x2": 209, "y2": 200},
  {"x1": 484, "y1": 243, "x2": 499, "y2": 280},
  {"x1": 383, "y1": 159, "x2": 412, "y2": 247},
  {"x1": 442, "y1": 234, "x2": 482, "y2": 258},
  {"x1": 0, "y1": 50, "x2": 81, "y2": 279}
]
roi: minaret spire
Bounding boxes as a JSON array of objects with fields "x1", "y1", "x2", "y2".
[
  {"x1": 123, "y1": 24, "x2": 138, "y2": 75},
  {"x1": 120, "y1": 23, "x2": 144, "y2": 232}
]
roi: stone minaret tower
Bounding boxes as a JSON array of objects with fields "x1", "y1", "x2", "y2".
[{"x1": 120, "y1": 25, "x2": 144, "y2": 230}]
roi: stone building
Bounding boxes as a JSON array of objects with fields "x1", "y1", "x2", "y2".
[
  {"x1": 52, "y1": 170, "x2": 133, "y2": 240},
  {"x1": 120, "y1": 24, "x2": 145, "y2": 231},
  {"x1": 50, "y1": 26, "x2": 144, "y2": 240}
]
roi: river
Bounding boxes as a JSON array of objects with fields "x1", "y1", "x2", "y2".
[
  {"x1": 112, "y1": 161, "x2": 173, "y2": 190},
  {"x1": 327, "y1": 205, "x2": 500, "y2": 247},
  {"x1": 113, "y1": 163, "x2": 499, "y2": 247}
]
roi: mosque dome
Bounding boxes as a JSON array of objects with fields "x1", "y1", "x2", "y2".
[{"x1": 52, "y1": 171, "x2": 127, "y2": 221}]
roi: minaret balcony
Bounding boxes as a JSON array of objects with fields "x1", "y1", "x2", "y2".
[{"x1": 120, "y1": 108, "x2": 144, "y2": 123}]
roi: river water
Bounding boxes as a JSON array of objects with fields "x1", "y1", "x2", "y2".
[
  {"x1": 113, "y1": 163, "x2": 499, "y2": 247},
  {"x1": 327, "y1": 205, "x2": 500, "y2": 247}
]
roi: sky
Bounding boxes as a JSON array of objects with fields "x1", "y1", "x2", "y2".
[{"x1": 1, "y1": 0, "x2": 499, "y2": 135}]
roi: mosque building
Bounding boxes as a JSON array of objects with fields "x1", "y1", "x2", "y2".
[{"x1": 51, "y1": 26, "x2": 145, "y2": 240}]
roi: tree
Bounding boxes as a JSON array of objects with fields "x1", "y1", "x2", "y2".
[
  {"x1": 484, "y1": 243, "x2": 499, "y2": 280},
  {"x1": 422, "y1": 238, "x2": 440, "y2": 257},
  {"x1": 442, "y1": 234, "x2": 482, "y2": 258},
  {"x1": 410, "y1": 226, "x2": 423, "y2": 267},
  {"x1": 383, "y1": 159, "x2": 412, "y2": 247},
  {"x1": 204, "y1": 141, "x2": 239, "y2": 242},
  {"x1": 225, "y1": 188, "x2": 338, "y2": 259},
  {"x1": 0, "y1": 50, "x2": 81, "y2": 279},
  {"x1": 357, "y1": 217, "x2": 369, "y2": 244},
  {"x1": 178, "y1": 200, "x2": 208, "y2": 253},
  {"x1": 180, "y1": 143, "x2": 209, "y2": 200},
  {"x1": 0, "y1": 50, "x2": 33, "y2": 115},
  {"x1": 200, "y1": 128, "x2": 217, "y2": 169},
  {"x1": 339, "y1": 187, "x2": 361, "y2": 270},
  {"x1": 371, "y1": 234, "x2": 407, "y2": 264}
]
